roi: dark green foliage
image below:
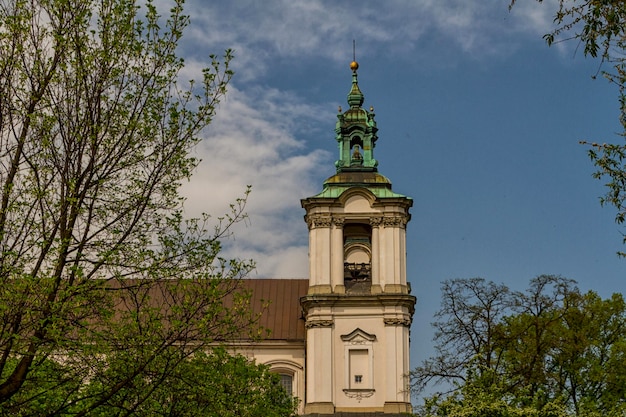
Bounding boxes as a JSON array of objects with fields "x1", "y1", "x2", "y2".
[
  {"x1": 0, "y1": 358, "x2": 82, "y2": 416},
  {"x1": 413, "y1": 275, "x2": 626, "y2": 417},
  {"x1": 0, "y1": 0, "x2": 295, "y2": 415},
  {"x1": 0, "y1": 349, "x2": 297, "y2": 417},
  {"x1": 128, "y1": 348, "x2": 298, "y2": 417}
]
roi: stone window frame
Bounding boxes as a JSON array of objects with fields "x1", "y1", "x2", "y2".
[
  {"x1": 265, "y1": 360, "x2": 302, "y2": 398},
  {"x1": 341, "y1": 328, "x2": 376, "y2": 400}
]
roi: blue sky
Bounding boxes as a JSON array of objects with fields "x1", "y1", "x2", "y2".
[{"x1": 174, "y1": 0, "x2": 625, "y2": 402}]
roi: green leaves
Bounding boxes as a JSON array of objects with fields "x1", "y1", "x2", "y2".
[
  {"x1": 136, "y1": 348, "x2": 297, "y2": 417},
  {"x1": 420, "y1": 372, "x2": 569, "y2": 417},
  {"x1": 0, "y1": 0, "x2": 280, "y2": 414},
  {"x1": 0, "y1": 348, "x2": 298, "y2": 417},
  {"x1": 413, "y1": 276, "x2": 626, "y2": 417}
]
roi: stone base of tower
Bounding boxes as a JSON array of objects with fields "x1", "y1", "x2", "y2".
[
  {"x1": 303, "y1": 412, "x2": 412, "y2": 417},
  {"x1": 304, "y1": 402, "x2": 336, "y2": 414},
  {"x1": 302, "y1": 402, "x2": 412, "y2": 416},
  {"x1": 383, "y1": 402, "x2": 413, "y2": 414}
]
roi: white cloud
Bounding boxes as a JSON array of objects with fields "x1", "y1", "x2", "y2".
[
  {"x1": 507, "y1": 0, "x2": 560, "y2": 36},
  {"x1": 180, "y1": 85, "x2": 333, "y2": 278},
  {"x1": 179, "y1": 0, "x2": 566, "y2": 79}
]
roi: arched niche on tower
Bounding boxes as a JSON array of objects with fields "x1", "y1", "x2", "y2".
[
  {"x1": 343, "y1": 222, "x2": 372, "y2": 294},
  {"x1": 336, "y1": 189, "x2": 379, "y2": 294},
  {"x1": 339, "y1": 188, "x2": 377, "y2": 214},
  {"x1": 350, "y1": 135, "x2": 363, "y2": 152},
  {"x1": 350, "y1": 136, "x2": 364, "y2": 167}
]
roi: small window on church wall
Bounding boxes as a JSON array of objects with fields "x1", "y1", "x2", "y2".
[
  {"x1": 279, "y1": 374, "x2": 293, "y2": 396},
  {"x1": 349, "y1": 349, "x2": 369, "y2": 389}
]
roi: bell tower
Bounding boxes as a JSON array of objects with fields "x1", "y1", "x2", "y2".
[{"x1": 301, "y1": 61, "x2": 416, "y2": 416}]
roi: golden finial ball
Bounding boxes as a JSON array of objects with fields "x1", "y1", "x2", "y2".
[{"x1": 350, "y1": 61, "x2": 359, "y2": 71}]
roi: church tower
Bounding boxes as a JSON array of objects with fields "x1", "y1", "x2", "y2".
[{"x1": 301, "y1": 61, "x2": 416, "y2": 415}]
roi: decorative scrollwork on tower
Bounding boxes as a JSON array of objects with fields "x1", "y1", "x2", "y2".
[
  {"x1": 305, "y1": 319, "x2": 334, "y2": 329},
  {"x1": 382, "y1": 215, "x2": 408, "y2": 228},
  {"x1": 383, "y1": 317, "x2": 412, "y2": 327},
  {"x1": 332, "y1": 217, "x2": 345, "y2": 228},
  {"x1": 369, "y1": 216, "x2": 383, "y2": 228},
  {"x1": 343, "y1": 389, "x2": 375, "y2": 402},
  {"x1": 305, "y1": 214, "x2": 333, "y2": 229}
]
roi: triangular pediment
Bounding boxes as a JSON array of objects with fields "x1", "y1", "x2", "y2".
[{"x1": 340, "y1": 328, "x2": 376, "y2": 343}]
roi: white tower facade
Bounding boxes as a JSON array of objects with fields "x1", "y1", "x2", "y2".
[{"x1": 300, "y1": 61, "x2": 415, "y2": 416}]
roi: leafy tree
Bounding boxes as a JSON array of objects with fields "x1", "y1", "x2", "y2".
[
  {"x1": 151, "y1": 348, "x2": 297, "y2": 417},
  {"x1": 0, "y1": 348, "x2": 298, "y2": 417},
  {"x1": 417, "y1": 368, "x2": 568, "y2": 417},
  {"x1": 74, "y1": 348, "x2": 298, "y2": 417},
  {"x1": 509, "y1": 0, "x2": 626, "y2": 255},
  {"x1": 411, "y1": 278, "x2": 511, "y2": 394},
  {"x1": 0, "y1": 0, "x2": 291, "y2": 415},
  {"x1": 412, "y1": 275, "x2": 626, "y2": 416},
  {"x1": 0, "y1": 357, "x2": 82, "y2": 416}
]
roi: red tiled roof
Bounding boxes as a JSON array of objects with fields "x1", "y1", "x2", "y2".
[
  {"x1": 243, "y1": 279, "x2": 308, "y2": 341},
  {"x1": 105, "y1": 278, "x2": 308, "y2": 342}
]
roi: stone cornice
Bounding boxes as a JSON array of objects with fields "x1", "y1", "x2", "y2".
[
  {"x1": 300, "y1": 293, "x2": 416, "y2": 315},
  {"x1": 305, "y1": 213, "x2": 409, "y2": 230},
  {"x1": 302, "y1": 194, "x2": 413, "y2": 212},
  {"x1": 231, "y1": 340, "x2": 306, "y2": 348}
]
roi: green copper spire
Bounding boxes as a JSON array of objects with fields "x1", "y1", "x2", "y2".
[
  {"x1": 335, "y1": 61, "x2": 378, "y2": 173},
  {"x1": 306, "y1": 60, "x2": 409, "y2": 200},
  {"x1": 347, "y1": 61, "x2": 364, "y2": 107}
]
